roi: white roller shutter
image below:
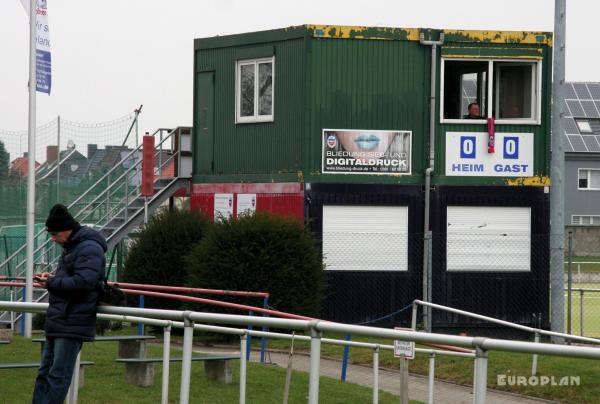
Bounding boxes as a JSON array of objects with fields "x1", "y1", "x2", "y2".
[
  {"x1": 447, "y1": 206, "x2": 531, "y2": 272},
  {"x1": 322, "y1": 205, "x2": 408, "y2": 271}
]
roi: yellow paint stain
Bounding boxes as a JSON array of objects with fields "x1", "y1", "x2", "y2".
[
  {"x1": 443, "y1": 30, "x2": 552, "y2": 46},
  {"x1": 307, "y1": 24, "x2": 420, "y2": 41},
  {"x1": 506, "y1": 176, "x2": 551, "y2": 186}
]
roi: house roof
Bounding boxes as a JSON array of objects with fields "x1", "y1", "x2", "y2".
[{"x1": 563, "y1": 82, "x2": 600, "y2": 153}]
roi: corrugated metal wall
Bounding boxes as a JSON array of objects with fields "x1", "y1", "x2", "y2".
[
  {"x1": 305, "y1": 37, "x2": 428, "y2": 185},
  {"x1": 194, "y1": 38, "x2": 305, "y2": 178}
]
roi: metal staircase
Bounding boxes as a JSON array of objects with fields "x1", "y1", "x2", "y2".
[{"x1": 0, "y1": 127, "x2": 192, "y2": 329}]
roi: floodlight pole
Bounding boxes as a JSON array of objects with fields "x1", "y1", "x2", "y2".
[
  {"x1": 24, "y1": 0, "x2": 37, "y2": 338},
  {"x1": 550, "y1": 0, "x2": 566, "y2": 342}
]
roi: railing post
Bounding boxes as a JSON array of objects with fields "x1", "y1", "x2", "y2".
[
  {"x1": 567, "y1": 231, "x2": 573, "y2": 341},
  {"x1": 179, "y1": 313, "x2": 194, "y2": 404},
  {"x1": 138, "y1": 296, "x2": 145, "y2": 336},
  {"x1": 246, "y1": 311, "x2": 253, "y2": 361},
  {"x1": 531, "y1": 332, "x2": 539, "y2": 376},
  {"x1": 372, "y1": 346, "x2": 379, "y2": 404},
  {"x1": 473, "y1": 345, "x2": 488, "y2": 404},
  {"x1": 260, "y1": 296, "x2": 268, "y2": 363},
  {"x1": 161, "y1": 324, "x2": 172, "y2": 404},
  {"x1": 308, "y1": 323, "x2": 322, "y2": 404},
  {"x1": 428, "y1": 352, "x2": 435, "y2": 404},
  {"x1": 399, "y1": 356, "x2": 409, "y2": 404},
  {"x1": 340, "y1": 334, "x2": 351, "y2": 382},
  {"x1": 411, "y1": 302, "x2": 418, "y2": 330},
  {"x1": 239, "y1": 332, "x2": 248, "y2": 404},
  {"x1": 66, "y1": 351, "x2": 81, "y2": 404}
]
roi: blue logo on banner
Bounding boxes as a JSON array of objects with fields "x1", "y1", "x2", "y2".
[
  {"x1": 36, "y1": 50, "x2": 51, "y2": 94},
  {"x1": 460, "y1": 136, "x2": 476, "y2": 158},
  {"x1": 503, "y1": 137, "x2": 519, "y2": 159}
]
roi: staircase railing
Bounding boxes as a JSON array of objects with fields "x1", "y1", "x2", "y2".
[{"x1": 0, "y1": 128, "x2": 180, "y2": 303}]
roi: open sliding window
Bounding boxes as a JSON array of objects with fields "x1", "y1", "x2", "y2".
[
  {"x1": 441, "y1": 59, "x2": 541, "y2": 124},
  {"x1": 236, "y1": 57, "x2": 274, "y2": 123}
]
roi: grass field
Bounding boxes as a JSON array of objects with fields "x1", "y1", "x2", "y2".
[
  {"x1": 0, "y1": 335, "x2": 412, "y2": 404},
  {"x1": 565, "y1": 282, "x2": 600, "y2": 338}
]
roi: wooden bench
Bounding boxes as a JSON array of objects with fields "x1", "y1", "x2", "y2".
[
  {"x1": 0, "y1": 361, "x2": 95, "y2": 388},
  {"x1": 115, "y1": 355, "x2": 240, "y2": 387}
]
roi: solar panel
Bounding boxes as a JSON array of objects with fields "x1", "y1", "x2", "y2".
[
  {"x1": 588, "y1": 83, "x2": 600, "y2": 100},
  {"x1": 583, "y1": 136, "x2": 600, "y2": 152},
  {"x1": 574, "y1": 83, "x2": 592, "y2": 99},
  {"x1": 581, "y1": 100, "x2": 600, "y2": 118},
  {"x1": 564, "y1": 83, "x2": 578, "y2": 99},
  {"x1": 566, "y1": 100, "x2": 585, "y2": 117},
  {"x1": 563, "y1": 117, "x2": 580, "y2": 134},
  {"x1": 563, "y1": 135, "x2": 575, "y2": 152},
  {"x1": 567, "y1": 134, "x2": 588, "y2": 152}
]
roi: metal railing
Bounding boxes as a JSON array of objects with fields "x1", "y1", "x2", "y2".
[
  {"x1": 564, "y1": 287, "x2": 600, "y2": 337},
  {"x1": 411, "y1": 299, "x2": 600, "y2": 377},
  {"x1": 3, "y1": 301, "x2": 600, "y2": 404}
]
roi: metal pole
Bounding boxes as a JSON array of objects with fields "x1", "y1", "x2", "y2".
[
  {"x1": 428, "y1": 352, "x2": 435, "y2": 404},
  {"x1": 239, "y1": 333, "x2": 248, "y2": 404},
  {"x1": 179, "y1": 315, "x2": 194, "y2": 404},
  {"x1": 282, "y1": 333, "x2": 295, "y2": 404},
  {"x1": 161, "y1": 325, "x2": 172, "y2": 404},
  {"x1": 66, "y1": 351, "x2": 81, "y2": 404},
  {"x1": 550, "y1": 0, "x2": 567, "y2": 343},
  {"x1": 340, "y1": 334, "x2": 351, "y2": 381},
  {"x1": 580, "y1": 290, "x2": 584, "y2": 336},
  {"x1": 473, "y1": 347, "x2": 488, "y2": 404},
  {"x1": 56, "y1": 115, "x2": 60, "y2": 203},
  {"x1": 399, "y1": 356, "x2": 409, "y2": 404},
  {"x1": 567, "y1": 231, "x2": 573, "y2": 340},
  {"x1": 411, "y1": 303, "x2": 418, "y2": 330},
  {"x1": 260, "y1": 296, "x2": 268, "y2": 363},
  {"x1": 372, "y1": 346, "x2": 379, "y2": 404},
  {"x1": 308, "y1": 326, "x2": 322, "y2": 404},
  {"x1": 531, "y1": 332, "x2": 539, "y2": 376},
  {"x1": 24, "y1": 0, "x2": 37, "y2": 339}
]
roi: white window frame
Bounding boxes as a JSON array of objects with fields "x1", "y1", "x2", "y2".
[
  {"x1": 235, "y1": 57, "x2": 275, "y2": 124},
  {"x1": 578, "y1": 168, "x2": 600, "y2": 190},
  {"x1": 440, "y1": 58, "x2": 542, "y2": 125},
  {"x1": 572, "y1": 215, "x2": 600, "y2": 225}
]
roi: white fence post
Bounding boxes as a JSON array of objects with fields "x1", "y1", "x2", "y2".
[
  {"x1": 239, "y1": 332, "x2": 248, "y2": 404},
  {"x1": 473, "y1": 345, "x2": 488, "y2": 404},
  {"x1": 161, "y1": 324, "x2": 172, "y2": 404},
  {"x1": 531, "y1": 332, "x2": 539, "y2": 376},
  {"x1": 372, "y1": 346, "x2": 379, "y2": 404},
  {"x1": 308, "y1": 324, "x2": 322, "y2": 404},
  {"x1": 428, "y1": 352, "x2": 435, "y2": 404},
  {"x1": 179, "y1": 313, "x2": 194, "y2": 404}
]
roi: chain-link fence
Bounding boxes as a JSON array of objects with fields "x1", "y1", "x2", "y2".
[{"x1": 564, "y1": 228, "x2": 600, "y2": 338}]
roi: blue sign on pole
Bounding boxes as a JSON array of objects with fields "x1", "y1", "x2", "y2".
[{"x1": 36, "y1": 50, "x2": 51, "y2": 94}]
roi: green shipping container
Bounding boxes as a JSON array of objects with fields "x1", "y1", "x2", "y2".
[{"x1": 193, "y1": 25, "x2": 552, "y2": 187}]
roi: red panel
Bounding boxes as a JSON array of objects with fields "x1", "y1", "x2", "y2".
[
  {"x1": 141, "y1": 136, "x2": 155, "y2": 196},
  {"x1": 193, "y1": 182, "x2": 303, "y2": 194},
  {"x1": 191, "y1": 193, "x2": 214, "y2": 218},
  {"x1": 255, "y1": 193, "x2": 304, "y2": 222}
]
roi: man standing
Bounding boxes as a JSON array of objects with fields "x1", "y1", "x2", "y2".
[{"x1": 32, "y1": 204, "x2": 107, "y2": 404}]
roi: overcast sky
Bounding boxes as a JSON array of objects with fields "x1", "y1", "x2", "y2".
[{"x1": 0, "y1": 0, "x2": 597, "y2": 141}]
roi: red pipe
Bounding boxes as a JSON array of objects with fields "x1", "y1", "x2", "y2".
[
  {"x1": 120, "y1": 288, "x2": 312, "y2": 321},
  {"x1": 111, "y1": 281, "x2": 269, "y2": 298}
]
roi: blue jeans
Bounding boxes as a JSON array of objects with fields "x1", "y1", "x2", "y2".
[{"x1": 32, "y1": 337, "x2": 83, "y2": 404}]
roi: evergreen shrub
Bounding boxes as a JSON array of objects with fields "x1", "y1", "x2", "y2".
[
  {"x1": 185, "y1": 212, "x2": 324, "y2": 318},
  {"x1": 122, "y1": 208, "x2": 211, "y2": 310}
]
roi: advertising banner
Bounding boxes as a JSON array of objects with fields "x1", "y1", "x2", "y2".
[
  {"x1": 322, "y1": 129, "x2": 411, "y2": 174},
  {"x1": 445, "y1": 132, "x2": 534, "y2": 177},
  {"x1": 20, "y1": 0, "x2": 52, "y2": 94}
]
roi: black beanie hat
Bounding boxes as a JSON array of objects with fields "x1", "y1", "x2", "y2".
[{"x1": 45, "y1": 204, "x2": 79, "y2": 232}]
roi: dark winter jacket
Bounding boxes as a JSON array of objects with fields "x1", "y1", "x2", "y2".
[{"x1": 45, "y1": 226, "x2": 107, "y2": 340}]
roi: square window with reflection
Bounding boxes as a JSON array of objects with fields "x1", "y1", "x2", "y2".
[
  {"x1": 236, "y1": 57, "x2": 274, "y2": 123},
  {"x1": 442, "y1": 59, "x2": 540, "y2": 123},
  {"x1": 578, "y1": 169, "x2": 600, "y2": 190}
]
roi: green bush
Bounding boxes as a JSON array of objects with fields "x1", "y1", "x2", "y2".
[
  {"x1": 122, "y1": 208, "x2": 211, "y2": 310},
  {"x1": 185, "y1": 212, "x2": 324, "y2": 317}
]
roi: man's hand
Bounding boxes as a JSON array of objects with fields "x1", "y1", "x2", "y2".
[{"x1": 34, "y1": 272, "x2": 52, "y2": 289}]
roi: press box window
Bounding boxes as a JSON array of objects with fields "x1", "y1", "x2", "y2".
[
  {"x1": 578, "y1": 169, "x2": 600, "y2": 190},
  {"x1": 236, "y1": 57, "x2": 274, "y2": 123},
  {"x1": 442, "y1": 59, "x2": 540, "y2": 123}
]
